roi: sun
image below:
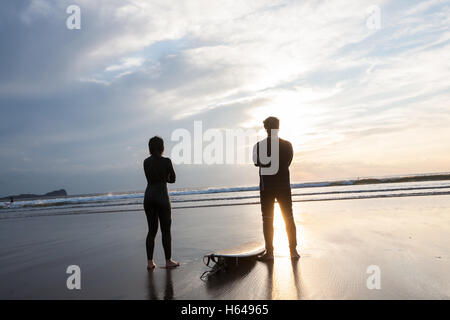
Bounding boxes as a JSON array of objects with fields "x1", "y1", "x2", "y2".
[{"x1": 245, "y1": 92, "x2": 315, "y2": 153}]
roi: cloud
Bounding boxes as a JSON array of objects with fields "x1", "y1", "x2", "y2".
[
  {"x1": 1, "y1": 0, "x2": 449, "y2": 195},
  {"x1": 105, "y1": 57, "x2": 144, "y2": 72},
  {"x1": 20, "y1": 0, "x2": 53, "y2": 24}
]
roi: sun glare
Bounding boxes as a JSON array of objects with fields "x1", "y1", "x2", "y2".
[
  {"x1": 273, "y1": 203, "x2": 290, "y2": 256},
  {"x1": 269, "y1": 203, "x2": 301, "y2": 299},
  {"x1": 248, "y1": 92, "x2": 316, "y2": 153}
]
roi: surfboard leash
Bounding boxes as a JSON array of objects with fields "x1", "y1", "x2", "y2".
[{"x1": 200, "y1": 254, "x2": 227, "y2": 281}]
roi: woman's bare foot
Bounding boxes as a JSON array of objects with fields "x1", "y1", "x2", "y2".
[
  {"x1": 165, "y1": 259, "x2": 180, "y2": 268},
  {"x1": 147, "y1": 260, "x2": 156, "y2": 270}
]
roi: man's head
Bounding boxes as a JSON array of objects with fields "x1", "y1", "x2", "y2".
[{"x1": 263, "y1": 116, "x2": 280, "y2": 135}]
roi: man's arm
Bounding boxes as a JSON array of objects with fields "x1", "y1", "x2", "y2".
[
  {"x1": 287, "y1": 141, "x2": 293, "y2": 167},
  {"x1": 253, "y1": 143, "x2": 261, "y2": 167},
  {"x1": 253, "y1": 140, "x2": 273, "y2": 168},
  {"x1": 279, "y1": 140, "x2": 293, "y2": 168}
]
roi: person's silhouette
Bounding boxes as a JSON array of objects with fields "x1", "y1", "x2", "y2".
[
  {"x1": 143, "y1": 136, "x2": 180, "y2": 270},
  {"x1": 253, "y1": 117, "x2": 299, "y2": 260}
]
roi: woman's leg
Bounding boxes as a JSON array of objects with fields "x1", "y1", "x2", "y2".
[
  {"x1": 145, "y1": 205, "x2": 159, "y2": 265},
  {"x1": 159, "y1": 206, "x2": 172, "y2": 260},
  {"x1": 159, "y1": 206, "x2": 179, "y2": 268}
]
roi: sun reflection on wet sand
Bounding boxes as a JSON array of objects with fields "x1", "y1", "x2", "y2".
[
  {"x1": 273, "y1": 203, "x2": 290, "y2": 256},
  {"x1": 264, "y1": 203, "x2": 302, "y2": 299}
]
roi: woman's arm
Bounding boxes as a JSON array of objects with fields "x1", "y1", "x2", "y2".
[
  {"x1": 167, "y1": 158, "x2": 176, "y2": 183},
  {"x1": 143, "y1": 158, "x2": 149, "y2": 182}
]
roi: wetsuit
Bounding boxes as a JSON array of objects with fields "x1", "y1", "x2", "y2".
[
  {"x1": 143, "y1": 155, "x2": 176, "y2": 260},
  {"x1": 254, "y1": 137, "x2": 297, "y2": 253}
]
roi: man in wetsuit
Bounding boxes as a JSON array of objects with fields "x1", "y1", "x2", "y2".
[{"x1": 253, "y1": 116, "x2": 299, "y2": 260}]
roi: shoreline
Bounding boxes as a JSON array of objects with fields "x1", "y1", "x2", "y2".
[
  {"x1": 2, "y1": 190, "x2": 450, "y2": 220},
  {"x1": 2, "y1": 171, "x2": 450, "y2": 202}
]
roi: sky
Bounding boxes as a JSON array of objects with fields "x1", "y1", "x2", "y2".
[{"x1": 0, "y1": 0, "x2": 449, "y2": 196}]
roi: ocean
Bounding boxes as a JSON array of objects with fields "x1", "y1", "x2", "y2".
[{"x1": 2, "y1": 173, "x2": 450, "y2": 220}]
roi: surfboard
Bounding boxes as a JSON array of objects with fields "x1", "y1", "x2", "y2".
[
  {"x1": 201, "y1": 242, "x2": 265, "y2": 280},
  {"x1": 211, "y1": 242, "x2": 265, "y2": 258}
]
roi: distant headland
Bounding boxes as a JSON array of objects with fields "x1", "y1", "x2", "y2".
[{"x1": 0, "y1": 189, "x2": 67, "y2": 201}]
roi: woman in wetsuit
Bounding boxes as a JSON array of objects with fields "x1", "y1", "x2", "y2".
[{"x1": 143, "y1": 136, "x2": 180, "y2": 270}]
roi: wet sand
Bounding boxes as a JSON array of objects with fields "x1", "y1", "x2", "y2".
[{"x1": 1, "y1": 195, "x2": 450, "y2": 299}]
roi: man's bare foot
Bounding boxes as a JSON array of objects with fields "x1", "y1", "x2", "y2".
[
  {"x1": 257, "y1": 251, "x2": 274, "y2": 261},
  {"x1": 147, "y1": 260, "x2": 156, "y2": 270},
  {"x1": 290, "y1": 249, "x2": 300, "y2": 259},
  {"x1": 165, "y1": 259, "x2": 180, "y2": 268}
]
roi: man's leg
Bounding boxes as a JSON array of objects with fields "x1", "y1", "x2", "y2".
[
  {"x1": 277, "y1": 187, "x2": 298, "y2": 254},
  {"x1": 260, "y1": 188, "x2": 275, "y2": 254}
]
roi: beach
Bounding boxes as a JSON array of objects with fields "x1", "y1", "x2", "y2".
[{"x1": 1, "y1": 192, "x2": 450, "y2": 299}]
